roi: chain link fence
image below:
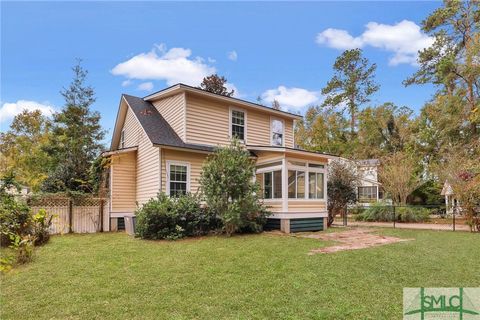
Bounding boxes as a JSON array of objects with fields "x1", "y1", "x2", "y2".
[{"x1": 333, "y1": 204, "x2": 473, "y2": 232}]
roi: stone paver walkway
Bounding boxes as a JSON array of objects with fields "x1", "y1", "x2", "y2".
[{"x1": 301, "y1": 228, "x2": 413, "y2": 255}]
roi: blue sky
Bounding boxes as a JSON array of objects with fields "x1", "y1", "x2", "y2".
[{"x1": 1, "y1": 1, "x2": 441, "y2": 145}]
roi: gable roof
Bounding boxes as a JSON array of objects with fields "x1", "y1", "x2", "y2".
[
  {"x1": 121, "y1": 94, "x2": 215, "y2": 153},
  {"x1": 143, "y1": 83, "x2": 303, "y2": 120}
]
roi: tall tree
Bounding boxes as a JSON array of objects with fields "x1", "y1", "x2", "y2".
[
  {"x1": 379, "y1": 152, "x2": 423, "y2": 205},
  {"x1": 295, "y1": 106, "x2": 351, "y2": 156},
  {"x1": 321, "y1": 49, "x2": 379, "y2": 134},
  {"x1": 356, "y1": 103, "x2": 414, "y2": 158},
  {"x1": 0, "y1": 110, "x2": 53, "y2": 191},
  {"x1": 405, "y1": 0, "x2": 479, "y2": 137},
  {"x1": 327, "y1": 160, "x2": 360, "y2": 227},
  {"x1": 199, "y1": 74, "x2": 235, "y2": 97},
  {"x1": 434, "y1": 142, "x2": 480, "y2": 232},
  {"x1": 42, "y1": 60, "x2": 105, "y2": 192}
]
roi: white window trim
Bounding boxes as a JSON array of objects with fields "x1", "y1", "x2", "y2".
[
  {"x1": 258, "y1": 170, "x2": 282, "y2": 200},
  {"x1": 287, "y1": 158, "x2": 327, "y2": 200},
  {"x1": 120, "y1": 129, "x2": 125, "y2": 149},
  {"x1": 270, "y1": 116, "x2": 285, "y2": 147},
  {"x1": 166, "y1": 160, "x2": 191, "y2": 197},
  {"x1": 308, "y1": 171, "x2": 325, "y2": 200},
  {"x1": 229, "y1": 107, "x2": 247, "y2": 143}
]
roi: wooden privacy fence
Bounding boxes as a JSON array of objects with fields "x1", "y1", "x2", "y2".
[{"x1": 28, "y1": 196, "x2": 109, "y2": 234}]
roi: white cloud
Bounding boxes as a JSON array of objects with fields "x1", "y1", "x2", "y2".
[
  {"x1": 227, "y1": 50, "x2": 238, "y2": 61},
  {"x1": 111, "y1": 44, "x2": 216, "y2": 86},
  {"x1": 137, "y1": 82, "x2": 154, "y2": 91},
  {"x1": 261, "y1": 86, "x2": 320, "y2": 110},
  {"x1": 224, "y1": 82, "x2": 240, "y2": 98},
  {"x1": 316, "y1": 20, "x2": 434, "y2": 66},
  {"x1": 0, "y1": 100, "x2": 56, "y2": 124},
  {"x1": 316, "y1": 29, "x2": 363, "y2": 50},
  {"x1": 121, "y1": 79, "x2": 132, "y2": 87}
]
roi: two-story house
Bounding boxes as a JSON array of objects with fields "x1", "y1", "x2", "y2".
[
  {"x1": 104, "y1": 84, "x2": 336, "y2": 233},
  {"x1": 355, "y1": 159, "x2": 384, "y2": 205}
]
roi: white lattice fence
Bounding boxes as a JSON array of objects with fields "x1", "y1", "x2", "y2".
[{"x1": 29, "y1": 196, "x2": 108, "y2": 234}]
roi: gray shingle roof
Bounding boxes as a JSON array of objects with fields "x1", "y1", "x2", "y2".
[{"x1": 122, "y1": 94, "x2": 216, "y2": 153}]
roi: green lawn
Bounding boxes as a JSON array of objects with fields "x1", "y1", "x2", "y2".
[{"x1": 1, "y1": 229, "x2": 479, "y2": 319}]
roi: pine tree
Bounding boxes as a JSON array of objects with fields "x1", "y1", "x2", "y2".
[
  {"x1": 321, "y1": 49, "x2": 379, "y2": 135},
  {"x1": 42, "y1": 60, "x2": 105, "y2": 192},
  {"x1": 405, "y1": 0, "x2": 479, "y2": 137}
]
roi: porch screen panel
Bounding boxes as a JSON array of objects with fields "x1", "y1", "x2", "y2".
[
  {"x1": 308, "y1": 172, "x2": 324, "y2": 199},
  {"x1": 264, "y1": 172, "x2": 273, "y2": 199}
]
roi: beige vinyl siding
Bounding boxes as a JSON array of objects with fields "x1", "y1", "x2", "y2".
[
  {"x1": 285, "y1": 120, "x2": 294, "y2": 148},
  {"x1": 263, "y1": 201, "x2": 283, "y2": 213},
  {"x1": 118, "y1": 105, "x2": 161, "y2": 206},
  {"x1": 122, "y1": 108, "x2": 143, "y2": 148},
  {"x1": 110, "y1": 152, "x2": 136, "y2": 212},
  {"x1": 247, "y1": 111, "x2": 270, "y2": 145},
  {"x1": 288, "y1": 200, "x2": 326, "y2": 212},
  {"x1": 186, "y1": 95, "x2": 230, "y2": 145},
  {"x1": 161, "y1": 149, "x2": 207, "y2": 195},
  {"x1": 185, "y1": 93, "x2": 295, "y2": 148},
  {"x1": 136, "y1": 133, "x2": 160, "y2": 205},
  {"x1": 256, "y1": 151, "x2": 285, "y2": 164},
  {"x1": 152, "y1": 93, "x2": 186, "y2": 140}
]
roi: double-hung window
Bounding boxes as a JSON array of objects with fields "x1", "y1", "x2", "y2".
[
  {"x1": 271, "y1": 119, "x2": 284, "y2": 146},
  {"x1": 231, "y1": 109, "x2": 245, "y2": 141},
  {"x1": 168, "y1": 162, "x2": 189, "y2": 197}
]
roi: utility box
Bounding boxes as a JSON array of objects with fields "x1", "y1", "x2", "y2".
[{"x1": 124, "y1": 215, "x2": 136, "y2": 236}]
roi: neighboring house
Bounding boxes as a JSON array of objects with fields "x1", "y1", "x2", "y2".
[
  {"x1": 103, "y1": 84, "x2": 336, "y2": 233},
  {"x1": 2, "y1": 184, "x2": 30, "y2": 196},
  {"x1": 355, "y1": 159, "x2": 383, "y2": 205}
]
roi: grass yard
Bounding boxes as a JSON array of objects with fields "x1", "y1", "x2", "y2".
[{"x1": 1, "y1": 228, "x2": 479, "y2": 319}]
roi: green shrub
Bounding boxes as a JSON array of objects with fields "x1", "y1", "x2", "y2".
[
  {"x1": 0, "y1": 193, "x2": 32, "y2": 247},
  {"x1": 354, "y1": 203, "x2": 392, "y2": 222},
  {"x1": 1, "y1": 175, "x2": 53, "y2": 272},
  {"x1": 199, "y1": 139, "x2": 269, "y2": 235},
  {"x1": 32, "y1": 209, "x2": 53, "y2": 246},
  {"x1": 396, "y1": 207, "x2": 431, "y2": 222},
  {"x1": 355, "y1": 203, "x2": 431, "y2": 222},
  {"x1": 135, "y1": 193, "x2": 220, "y2": 240}
]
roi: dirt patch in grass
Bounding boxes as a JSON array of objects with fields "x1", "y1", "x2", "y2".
[{"x1": 301, "y1": 228, "x2": 413, "y2": 254}]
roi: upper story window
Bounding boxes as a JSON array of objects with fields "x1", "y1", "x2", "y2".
[
  {"x1": 271, "y1": 119, "x2": 284, "y2": 146},
  {"x1": 230, "y1": 109, "x2": 245, "y2": 141},
  {"x1": 120, "y1": 130, "x2": 125, "y2": 149}
]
